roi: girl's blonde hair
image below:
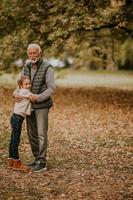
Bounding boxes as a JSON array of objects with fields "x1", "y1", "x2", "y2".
[{"x1": 17, "y1": 75, "x2": 30, "y2": 88}]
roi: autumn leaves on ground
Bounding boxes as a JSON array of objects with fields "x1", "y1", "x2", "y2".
[{"x1": 0, "y1": 86, "x2": 133, "y2": 200}]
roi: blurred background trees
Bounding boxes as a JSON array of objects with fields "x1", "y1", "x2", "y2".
[{"x1": 0, "y1": 0, "x2": 132, "y2": 72}]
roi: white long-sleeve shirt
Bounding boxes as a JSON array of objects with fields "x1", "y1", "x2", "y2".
[{"x1": 13, "y1": 88, "x2": 33, "y2": 117}]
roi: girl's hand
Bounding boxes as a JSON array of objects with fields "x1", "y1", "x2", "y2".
[
  {"x1": 29, "y1": 95, "x2": 38, "y2": 102},
  {"x1": 14, "y1": 95, "x2": 24, "y2": 103}
]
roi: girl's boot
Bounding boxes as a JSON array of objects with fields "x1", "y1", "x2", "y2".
[
  {"x1": 8, "y1": 158, "x2": 13, "y2": 168},
  {"x1": 12, "y1": 159, "x2": 30, "y2": 172}
]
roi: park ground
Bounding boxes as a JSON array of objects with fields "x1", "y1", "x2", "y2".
[{"x1": 0, "y1": 70, "x2": 133, "y2": 200}]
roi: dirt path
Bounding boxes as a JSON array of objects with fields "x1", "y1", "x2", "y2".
[
  {"x1": 56, "y1": 70, "x2": 133, "y2": 90},
  {"x1": 0, "y1": 86, "x2": 133, "y2": 200}
]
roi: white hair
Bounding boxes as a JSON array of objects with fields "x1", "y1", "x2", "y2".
[{"x1": 27, "y1": 43, "x2": 41, "y2": 53}]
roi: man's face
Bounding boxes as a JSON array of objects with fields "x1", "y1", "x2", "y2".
[{"x1": 27, "y1": 48, "x2": 40, "y2": 64}]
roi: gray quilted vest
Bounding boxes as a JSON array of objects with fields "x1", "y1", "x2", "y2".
[{"x1": 23, "y1": 59, "x2": 53, "y2": 109}]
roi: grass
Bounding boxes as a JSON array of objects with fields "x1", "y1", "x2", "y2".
[{"x1": 0, "y1": 69, "x2": 133, "y2": 89}]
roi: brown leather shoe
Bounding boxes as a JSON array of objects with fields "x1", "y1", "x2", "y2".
[
  {"x1": 12, "y1": 159, "x2": 30, "y2": 172},
  {"x1": 8, "y1": 158, "x2": 13, "y2": 168}
]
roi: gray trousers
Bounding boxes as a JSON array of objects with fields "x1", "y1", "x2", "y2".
[{"x1": 26, "y1": 108, "x2": 49, "y2": 164}]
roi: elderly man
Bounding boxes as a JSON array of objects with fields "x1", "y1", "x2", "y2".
[{"x1": 19, "y1": 43, "x2": 55, "y2": 172}]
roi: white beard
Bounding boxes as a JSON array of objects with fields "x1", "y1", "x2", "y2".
[{"x1": 30, "y1": 58, "x2": 38, "y2": 64}]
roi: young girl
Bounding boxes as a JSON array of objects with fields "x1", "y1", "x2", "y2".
[{"x1": 8, "y1": 75, "x2": 32, "y2": 172}]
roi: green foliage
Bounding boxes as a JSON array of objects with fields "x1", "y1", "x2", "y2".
[{"x1": 0, "y1": 0, "x2": 132, "y2": 71}]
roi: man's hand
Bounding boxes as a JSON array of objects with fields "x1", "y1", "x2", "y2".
[
  {"x1": 29, "y1": 95, "x2": 38, "y2": 102},
  {"x1": 14, "y1": 95, "x2": 24, "y2": 103}
]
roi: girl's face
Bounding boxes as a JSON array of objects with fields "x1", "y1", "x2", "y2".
[{"x1": 22, "y1": 78, "x2": 31, "y2": 89}]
